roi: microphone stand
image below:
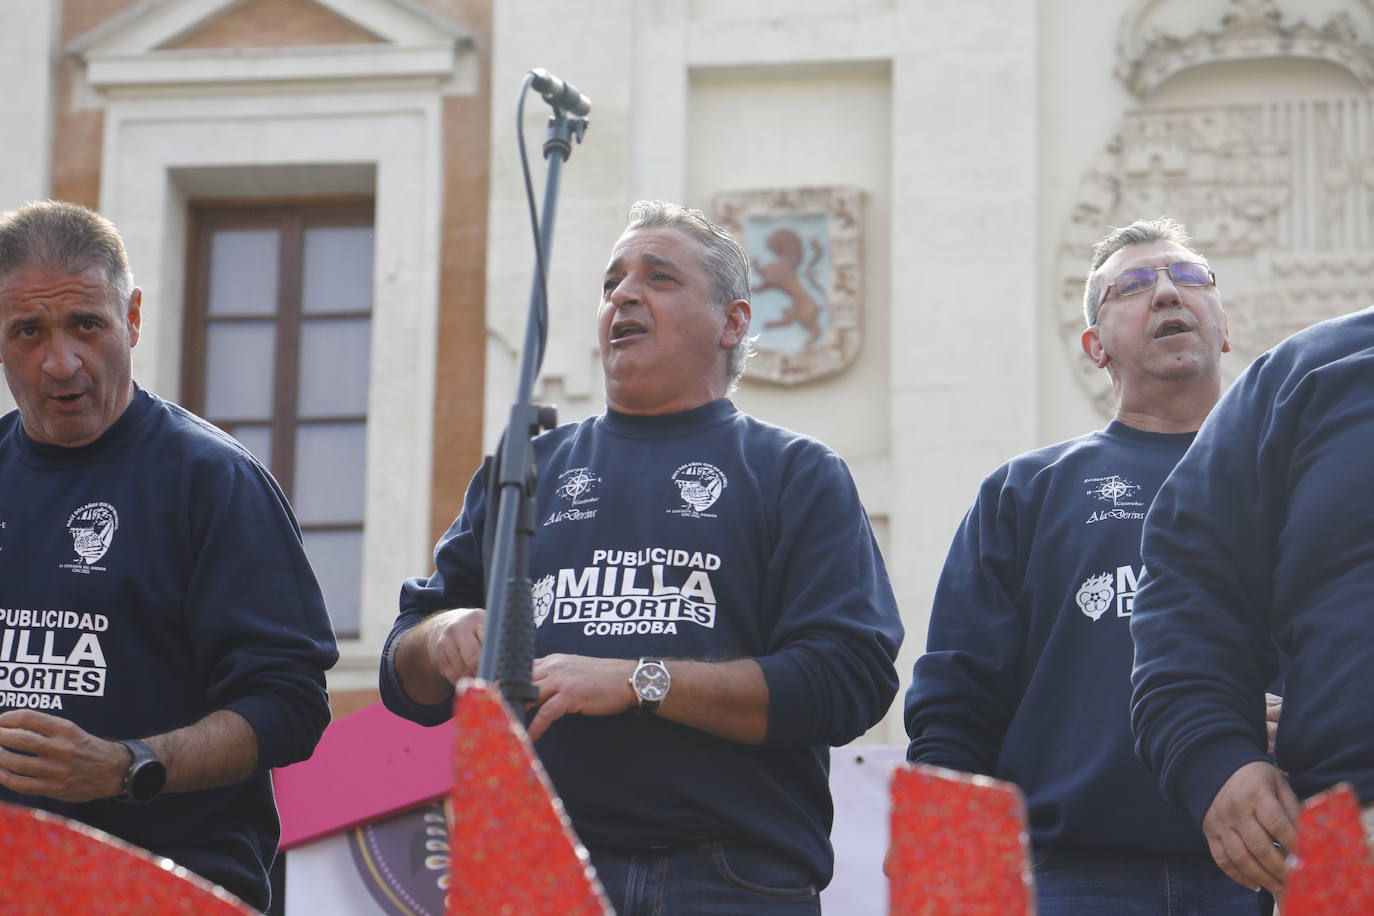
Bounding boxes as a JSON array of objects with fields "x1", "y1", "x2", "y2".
[{"x1": 478, "y1": 95, "x2": 589, "y2": 717}]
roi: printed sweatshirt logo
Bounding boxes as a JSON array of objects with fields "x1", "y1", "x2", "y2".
[
  {"x1": 541, "y1": 546, "x2": 722, "y2": 637},
  {"x1": 668, "y1": 462, "x2": 727, "y2": 518},
  {"x1": 545, "y1": 466, "x2": 601, "y2": 526},
  {"x1": 1074, "y1": 565, "x2": 1142, "y2": 620},
  {"x1": 1083, "y1": 474, "x2": 1145, "y2": 524},
  {"x1": 63, "y1": 502, "x2": 118, "y2": 572},
  {"x1": 0, "y1": 608, "x2": 110, "y2": 710}
]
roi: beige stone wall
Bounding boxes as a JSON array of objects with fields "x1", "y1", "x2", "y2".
[{"x1": 52, "y1": 0, "x2": 142, "y2": 208}]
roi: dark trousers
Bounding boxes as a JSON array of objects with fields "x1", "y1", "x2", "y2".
[
  {"x1": 587, "y1": 842, "x2": 821, "y2": 916},
  {"x1": 1033, "y1": 847, "x2": 1260, "y2": 916}
]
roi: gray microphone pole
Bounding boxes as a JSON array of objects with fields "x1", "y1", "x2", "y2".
[{"x1": 478, "y1": 71, "x2": 590, "y2": 717}]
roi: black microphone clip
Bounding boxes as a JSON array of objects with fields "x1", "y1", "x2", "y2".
[{"x1": 529, "y1": 68, "x2": 591, "y2": 118}]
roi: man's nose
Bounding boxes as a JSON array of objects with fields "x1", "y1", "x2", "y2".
[
  {"x1": 609, "y1": 275, "x2": 641, "y2": 307},
  {"x1": 1151, "y1": 271, "x2": 1182, "y2": 308},
  {"x1": 43, "y1": 332, "x2": 81, "y2": 379}
]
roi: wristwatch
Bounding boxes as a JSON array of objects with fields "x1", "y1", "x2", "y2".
[
  {"x1": 116, "y1": 738, "x2": 166, "y2": 804},
  {"x1": 629, "y1": 658, "x2": 671, "y2": 711}
]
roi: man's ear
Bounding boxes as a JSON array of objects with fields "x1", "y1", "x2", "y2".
[
  {"x1": 720, "y1": 299, "x2": 751, "y2": 349},
  {"x1": 126, "y1": 288, "x2": 143, "y2": 349},
  {"x1": 1220, "y1": 308, "x2": 1230, "y2": 354},
  {"x1": 1081, "y1": 326, "x2": 1108, "y2": 368}
]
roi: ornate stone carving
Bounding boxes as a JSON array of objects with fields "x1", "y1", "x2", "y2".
[
  {"x1": 1116, "y1": 0, "x2": 1374, "y2": 97},
  {"x1": 713, "y1": 187, "x2": 865, "y2": 386},
  {"x1": 1058, "y1": 96, "x2": 1374, "y2": 413}
]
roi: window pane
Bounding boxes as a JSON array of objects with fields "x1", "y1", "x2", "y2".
[
  {"x1": 208, "y1": 229, "x2": 279, "y2": 316},
  {"x1": 205, "y1": 322, "x2": 276, "y2": 419},
  {"x1": 229, "y1": 424, "x2": 272, "y2": 467},
  {"x1": 302, "y1": 529, "x2": 362, "y2": 637},
  {"x1": 298, "y1": 318, "x2": 371, "y2": 417},
  {"x1": 293, "y1": 423, "x2": 366, "y2": 524},
  {"x1": 302, "y1": 226, "x2": 373, "y2": 314}
]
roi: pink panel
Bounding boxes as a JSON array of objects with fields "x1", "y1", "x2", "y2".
[
  {"x1": 1285, "y1": 783, "x2": 1374, "y2": 915},
  {"x1": 888, "y1": 763, "x2": 1034, "y2": 916},
  {"x1": 447, "y1": 681, "x2": 610, "y2": 916},
  {"x1": 275, "y1": 701, "x2": 454, "y2": 850},
  {"x1": 0, "y1": 801, "x2": 252, "y2": 914}
]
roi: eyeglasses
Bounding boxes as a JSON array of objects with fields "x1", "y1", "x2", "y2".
[{"x1": 1099, "y1": 262, "x2": 1216, "y2": 308}]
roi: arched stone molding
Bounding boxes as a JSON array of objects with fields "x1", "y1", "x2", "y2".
[{"x1": 1116, "y1": 0, "x2": 1374, "y2": 98}]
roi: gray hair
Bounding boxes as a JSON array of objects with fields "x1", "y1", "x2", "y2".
[
  {"x1": 1083, "y1": 216, "x2": 1203, "y2": 326},
  {"x1": 0, "y1": 200, "x2": 135, "y2": 309},
  {"x1": 624, "y1": 200, "x2": 757, "y2": 388}
]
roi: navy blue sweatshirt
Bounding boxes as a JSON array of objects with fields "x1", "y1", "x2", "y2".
[
  {"x1": 0, "y1": 389, "x2": 339, "y2": 911},
  {"x1": 381, "y1": 399, "x2": 902, "y2": 887},
  {"x1": 1132, "y1": 308, "x2": 1374, "y2": 825},
  {"x1": 905, "y1": 422, "x2": 1209, "y2": 855}
]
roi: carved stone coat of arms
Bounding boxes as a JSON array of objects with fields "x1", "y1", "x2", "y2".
[{"x1": 714, "y1": 187, "x2": 865, "y2": 386}]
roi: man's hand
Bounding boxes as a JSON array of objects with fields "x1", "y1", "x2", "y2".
[
  {"x1": 527, "y1": 654, "x2": 636, "y2": 741},
  {"x1": 1202, "y1": 760, "x2": 1300, "y2": 896},
  {"x1": 1265, "y1": 693, "x2": 1282, "y2": 754},
  {"x1": 423, "y1": 608, "x2": 486, "y2": 685},
  {"x1": 0, "y1": 710, "x2": 128, "y2": 803}
]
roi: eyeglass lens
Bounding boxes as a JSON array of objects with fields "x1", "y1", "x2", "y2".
[{"x1": 1114, "y1": 262, "x2": 1212, "y2": 297}]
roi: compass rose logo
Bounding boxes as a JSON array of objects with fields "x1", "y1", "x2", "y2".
[
  {"x1": 555, "y1": 467, "x2": 601, "y2": 506},
  {"x1": 1084, "y1": 474, "x2": 1140, "y2": 507}
]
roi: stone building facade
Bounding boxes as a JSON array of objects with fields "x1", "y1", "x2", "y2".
[{"x1": 2, "y1": 0, "x2": 1371, "y2": 738}]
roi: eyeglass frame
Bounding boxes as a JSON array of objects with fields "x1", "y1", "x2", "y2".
[{"x1": 1098, "y1": 262, "x2": 1217, "y2": 310}]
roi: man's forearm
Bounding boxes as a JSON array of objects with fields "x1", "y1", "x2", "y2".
[
  {"x1": 656, "y1": 658, "x2": 770, "y2": 744},
  {"x1": 0, "y1": 708, "x2": 261, "y2": 803},
  {"x1": 146, "y1": 709, "x2": 259, "y2": 793},
  {"x1": 527, "y1": 655, "x2": 770, "y2": 743}
]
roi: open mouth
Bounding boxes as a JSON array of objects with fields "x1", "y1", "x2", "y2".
[
  {"x1": 48, "y1": 391, "x2": 87, "y2": 409},
  {"x1": 1154, "y1": 319, "x2": 1190, "y2": 339},
  {"x1": 611, "y1": 320, "x2": 647, "y2": 342}
]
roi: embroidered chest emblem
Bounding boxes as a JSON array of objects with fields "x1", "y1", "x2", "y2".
[
  {"x1": 555, "y1": 467, "x2": 601, "y2": 506},
  {"x1": 62, "y1": 502, "x2": 119, "y2": 573},
  {"x1": 544, "y1": 467, "x2": 602, "y2": 527},
  {"x1": 1083, "y1": 473, "x2": 1147, "y2": 525},
  {"x1": 668, "y1": 462, "x2": 727, "y2": 518}
]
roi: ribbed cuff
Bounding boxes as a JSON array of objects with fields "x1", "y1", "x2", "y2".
[
  {"x1": 756, "y1": 652, "x2": 811, "y2": 746},
  {"x1": 378, "y1": 629, "x2": 455, "y2": 727},
  {"x1": 1171, "y1": 735, "x2": 1271, "y2": 826}
]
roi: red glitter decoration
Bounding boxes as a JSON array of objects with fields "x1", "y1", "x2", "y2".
[
  {"x1": 447, "y1": 680, "x2": 611, "y2": 916},
  {"x1": 0, "y1": 800, "x2": 252, "y2": 913},
  {"x1": 1284, "y1": 783, "x2": 1374, "y2": 914},
  {"x1": 888, "y1": 763, "x2": 1034, "y2": 916}
]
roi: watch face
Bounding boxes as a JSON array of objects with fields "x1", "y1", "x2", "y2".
[
  {"x1": 634, "y1": 663, "x2": 669, "y2": 702},
  {"x1": 130, "y1": 759, "x2": 167, "y2": 801}
]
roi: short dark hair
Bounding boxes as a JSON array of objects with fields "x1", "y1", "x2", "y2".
[
  {"x1": 1083, "y1": 217, "x2": 1203, "y2": 326},
  {"x1": 623, "y1": 200, "x2": 756, "y2": 387},
  {"x1": 0, "y1": 200, "x2": 134, "y2": 308}
]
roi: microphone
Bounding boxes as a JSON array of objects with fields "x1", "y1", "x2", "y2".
[{"x1": 529, "y1": 68, "x2": 591, "y2": 117}]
